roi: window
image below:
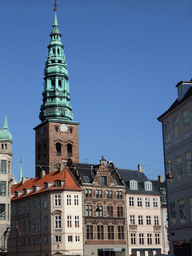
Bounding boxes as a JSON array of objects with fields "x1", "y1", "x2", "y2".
[
  {"x1": 86, "y1": 205, "x2": 92, "y2": 216},
  {"x1": 67, "y1": 215, "x2": 72, "y2": 228},
  {"x1": 146, "y1": 216, "x2": 151, "y2": 225},
  {"x1": 38, "y1": 144, "x2": 41, "y2": 160},
  {"x1": 130, "y1": 180, "x2": 138, "y2": 190},
  {"x1": 0, "y1": 181, "x2": 6, "y2": 196},
  {"x1": 56, "y1": 143, "x2": 61, "y2": 156},
  {"x1": 75, "y1": 216, "x2": 79, "y2": 228},
  {"x1": 153, "y1": 198, "x2": 158, "y2": 208},
  {"x1": 74, "y1": 195, "x2": 79, "y2": 205},
  {"x1": 97, "y1": 225, "x2": 104, "y2": 240},
  {"x1": 44, "y1": 236, "x2": 49, "y2": 244},
  {"x1": 67, "y1": 143, "x2": 72, "y2": 157},
  {"x1": 138, "y1": 215, "x2": 143, "y2": 225},
  {"x1": 67, "y1": 195, "x2": 71, "y2": 205},
  {"x1": 108, "y1": 226, "x2": 114, "y2": 240},
  {"x1": 179, "y1": 199, "x2": 185, "y2": 223},
  {"x1": 189, "y1": 197, "x2": 192, "y2": 222},
  {"x1": 55, "y1": 236, "x2": 61, "y2": 243},
  {"x1": 130, "y1": 215, "x2": 135, "y2": 225},
  {"x1": 107, "y1": 206, "x2": 113, "y2": 217},
  {"x1": 75, "y1": 235, "x2": 80, "y2": 241},
  {"x1": 43, "y1": 144, "x2": 46, "y2": 158},
  {"x1": 1, "y1": 160, "x2": 6, "y2": 174},
  {"x1": 154, "y1": 216, "x2": 159, "y2": 225},
  {"x1": 145, "y1": 198, "x2": 150, "y2": 207},
  {"x1": 170, "y1": 203, "x2": 176, "y2": 224},
  {"x1": 85, "y1": 189, "x2": 92, "y2": 197},
  {"x1": 139, "y1": 233, "x2": 144, "y2": 245},
  {"x1": 117, "y1": 191, "x2": 122, "y2": 199},
  {"x1": 129, "y1": 197, "x2": 134, "y2": 206},
  {"x1": 28, "y1": 220, "x2": 31, "y2": 231},
  {"x1": 186, "y1": 151, "x2": 192, "y2": 174},
  {"x1": 183, "y1": 109, "x2": 190, "y2": 132},
  {"x1": 118, "y1": 226, "x2": 124, "y2": 240},
  {"x1": 68, "y1": 235, "x2": 73, "y2": 242},
  {"x1": 155, "y1": 233, "x2": 160, "y2": 244},
  {"x1": 101, "y1": 176, "x2": 107, "y2": 186},
  {"x1": 55, "y1": 214, "x2": 61, "y2": 229},
  {"x1": 36, "y1": 219, "x2": 40, "y2": 230},
  {"x1": 131, "y1": 233, "x2": 136, "y2": 245},
  {"x1": 96, "y1": 205, "x2": 103, "y2": 217},
  {"x1": 147, "y1": 233, "x2": 152, "y2": 245},
  {"x1": 137, "y1": 197, "x2": 142, "y2": 207},
  {"x1": 176, "y1": 156, "x2": 182, "y2": 175},
  {"x1": 86, "y1": 225, "x2": 93, "y2": 239},
  {"x1": 54, "y1": 195, "x2": 61, "y2": 206},
  {"x1": 32, "y1": 219, "x2": 36, "y2": 231},
  {"x1": 107, "y1": 190, "x2": 113, "y2": 199},
  {"x1": 117, "y1": 206, "x2": 123, "y2": 217},
  {"x1": 164, "y1": 122, "x2": 171, "y2": 143},
  {"x1": 0, "y1": 204, "x2": 5, "y2": 220},
  {"x1": 58, "y1": 80, "x2": 62, "y2": 88},
  {"x1": 55, "y1": 180, "x2": 61, "y2": 187},
  {"x1": 96, "y1": 190, "x2": 102, "y2": 198},
  {"x1": 174, "y1": 116, "x2": 179, "y2": 138},
  {"x1": 145, "y1": 181, "x2": 152, "y2": 191},
  {"x1": 43, "y1": 197, "x2": 48, "y2": 209}
]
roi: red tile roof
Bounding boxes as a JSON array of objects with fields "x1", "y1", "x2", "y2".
[{"x1": 11, "y1": 167, "x2": 81, "y2": 201}]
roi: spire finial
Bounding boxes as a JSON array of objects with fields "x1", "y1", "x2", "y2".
[
  {"x1": 54, "y1": 0, "x2": 57, "y2": 12},
  {"x1": 19, "y1": 156, "x2": 23, "y2": 182},
  {"x1": 3, "y1": 114, "x2": 8, "y2": 130}
]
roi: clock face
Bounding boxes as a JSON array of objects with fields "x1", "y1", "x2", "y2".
[{"x1": 60, "y1": 124, "x2": 67, "y2": 132}]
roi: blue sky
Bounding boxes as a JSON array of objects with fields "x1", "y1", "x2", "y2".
[{"x1": 1, "y1": 0, "x2": 192, "y2": 180}]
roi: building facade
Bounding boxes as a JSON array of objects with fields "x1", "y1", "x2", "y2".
[
  {"x1": 158, "y1": 80, "x2": 192, "y2": 256},
  {"x1": 119, "y1": 167, "x2": 164, "y2": 256},
  {"x1": 0, "y1": 116, "x2": 13, "y2": 256},
  {"x1": 70, "y1": 158, "x2": 127, "y2": 256},
  {"x1": 8, "y1": 167, "x2": 83, "y2": 256}
]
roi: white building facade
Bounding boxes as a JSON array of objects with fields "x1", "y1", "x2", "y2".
[{"x1": 158, "y1": 80, "x2": 192, "y2": 256}]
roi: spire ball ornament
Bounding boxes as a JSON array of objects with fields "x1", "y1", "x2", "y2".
[{"x1": 54, "y1": 0, "x2": 57, "y2": 11}]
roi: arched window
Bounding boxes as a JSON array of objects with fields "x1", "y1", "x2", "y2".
[
  {"x1": 55, "y1": 127, "x2": 59, "y2": 132},
  {"x1": 58, "y1": 80, "x2": 61, "y2": 88},
  {"x1": 67, "y1": 144, "x2": 72, "y2": 157},
  {"x1": 56, "y1": 143, "x2": 61, "y2": 156}
]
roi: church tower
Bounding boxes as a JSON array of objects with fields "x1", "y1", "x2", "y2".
[
  {"x1": 34, "y1": 8, "x2": 79, "y2": 177},
  {"x1": 0, "y1": 115, "x2": 13, "y2": 252}
]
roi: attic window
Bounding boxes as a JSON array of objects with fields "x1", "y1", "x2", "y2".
[
  {"x1": 145, "y1": 181, "x2": 152, "y2": 191},
  {"x1": 24, "y1": 189, "x2": 27, "y2": 195},
  {"x1": 15, "y1": 191, "x2": 18, "y2": 198},
  {"x1": 84, "y1": 176, "x2": 90, "y2": 183},
  {"x1": 130, "y1": 180, "x2": 138, "y2": 190},
  {"x1": 55, "y1": 180, "x2": 61, "y2": 187},
  {"x1": 44, "y1": 182, "x2": 48, "y2": 189},
  {"x1": 33, "y1": 186, "x2": 36, "y2": 193}
]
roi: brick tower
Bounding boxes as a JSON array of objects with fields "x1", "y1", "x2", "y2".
[{"x1": 34, "y1": 8, "x2": 79, "y2": 177}]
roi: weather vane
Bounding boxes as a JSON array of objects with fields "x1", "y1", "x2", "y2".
[{"x1": 54, "y1": 0, "x2": 57, "y2": 11}]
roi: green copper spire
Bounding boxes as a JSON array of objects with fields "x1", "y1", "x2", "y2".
[
  {"x1": 0, "y1": 115, "x2": 12, "y2": 141},
  {"x1": 19, "y1": 156, "x2": 23, "y2": 182},
  {"x1": 39, "y1": 8, "x2": 74, "y2": 123}
]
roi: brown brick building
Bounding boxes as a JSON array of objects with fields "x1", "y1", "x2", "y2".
[{"x1": 70, "y1": 157, "x2": 127, "y2": 256}]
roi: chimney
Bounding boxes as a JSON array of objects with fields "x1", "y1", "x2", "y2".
[
  {"x1": 138, "y1": 164, "x2": 143, "y2": 172},
  {"x1": 158, "y1": 175, "x2": 164, "y2": 183},
  {"x1": 22, "y1": 177, "x2": 30, "y2": 185},
  {"x1": 40, "y1": 169, "x2": 46, "y2": 179}
]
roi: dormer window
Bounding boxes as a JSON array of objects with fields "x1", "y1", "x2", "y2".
[
  {"x1": 24, "y1": 189, "x2": 27, "y2": 195},
  {"x1": 44, "y1": 182, "x2": 48, "y2": 189},
  {"x1": 15, "y1": 191, "x2": 18, "y2": 198},
  {"x1": 55, "y1": 180, "x2": 61, "y2": 187},
  {"x1": 33, "y1": 186, "x2": 36, "y2": 193},
  {"x1": 160, "y1": 187, "x2": 166, "y2": 194},
  {"x1": 130, "y1": 180, "x2": 138, "y2": 190},
  {"x1": 144, "y1": 181, "x2": 152, "y2": 191}
]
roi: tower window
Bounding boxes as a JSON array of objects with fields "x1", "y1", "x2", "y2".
[
  {"x1": 53, "y1": 48, "x2": 55, "y2": 55},
  {"x1": 51, "y1": 80, "x2": 55, "y2": 88},
  {"x1": 5, "y1": 144, "x2": 7, "y2": 149},
  {"x1": 1, "y1": 160, "x2": 6, "y2": 174},
  {"x1": 1, "y1": 144, "x2": 3, "y2": 150},
  {"x1": 56, "y1": 143, "x2": 61, "y2": 156},
  {"x1": 58, "y1": 80, "x2": 62, "y2": 88},
  {"x1": 69, "y1": 128, "x2": 73, "y2": 134},
  {"x1": 57, "y1": 49, "x2": 60, "y2": 55},
  {"x1": 67, "y1": 144, "x2": 72, "y2": 157},
  {"x1": 55, "y1": 127, "x2": 58, "y2": 132}
]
